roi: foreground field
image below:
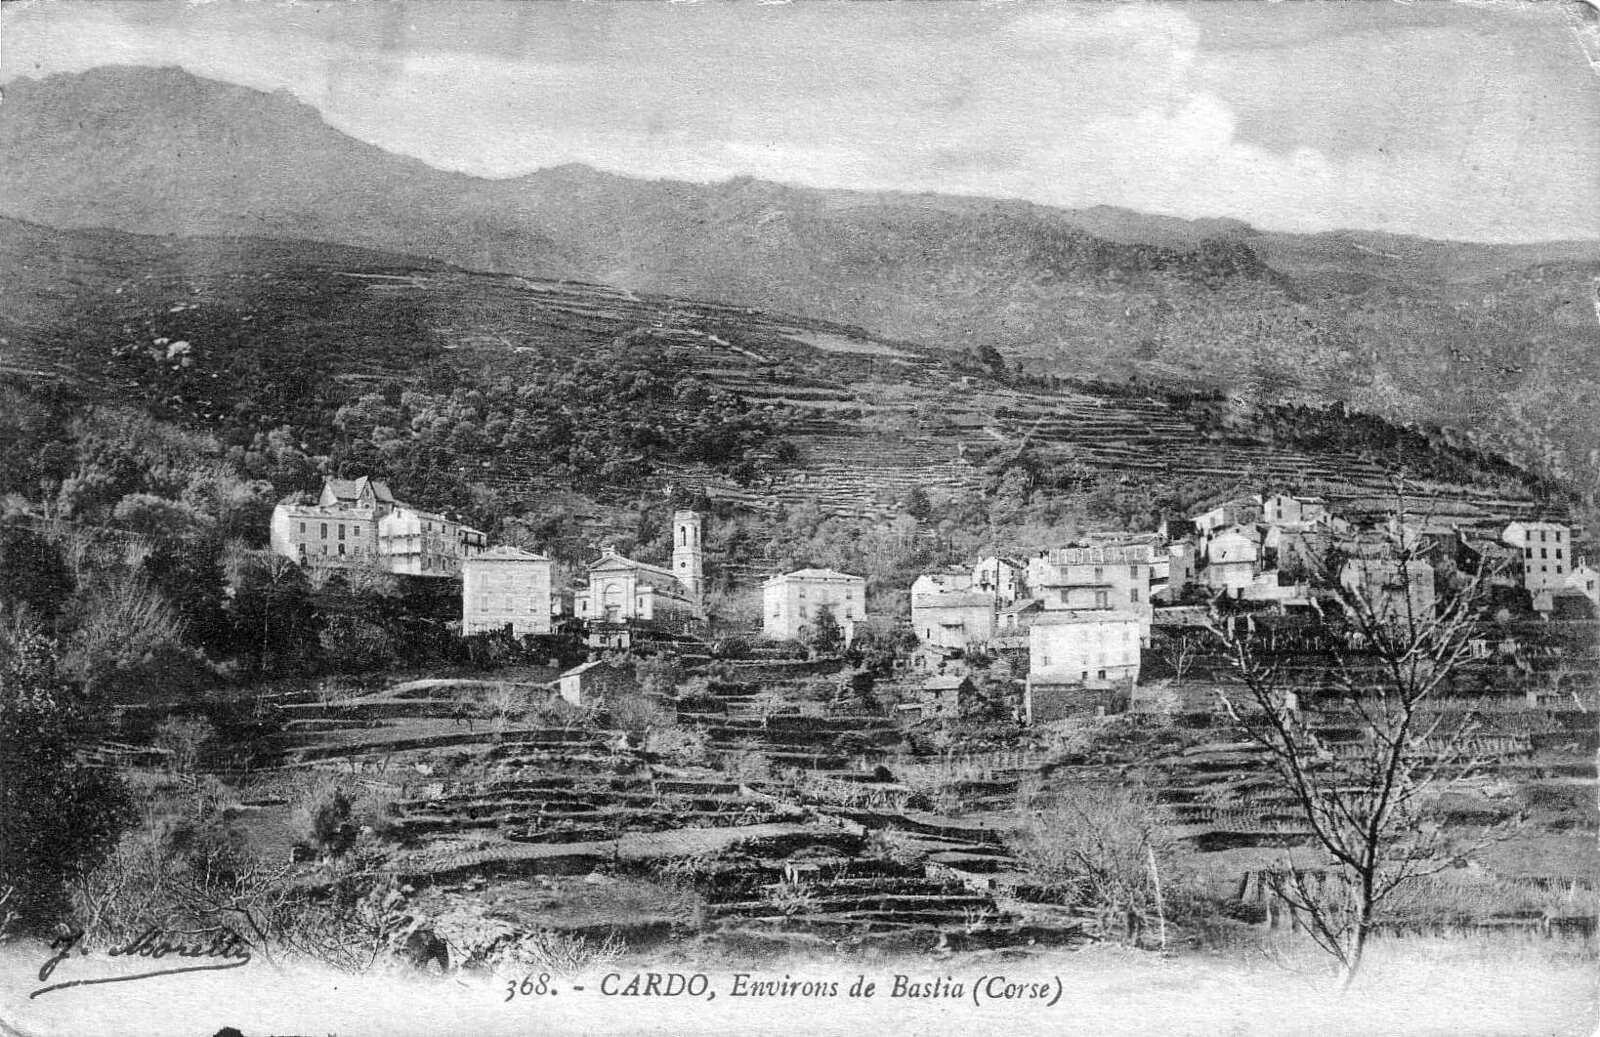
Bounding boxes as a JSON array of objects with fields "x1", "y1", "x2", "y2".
[{"x1": 3, "y1": 935, "x2": 1594, "y2": 1037}]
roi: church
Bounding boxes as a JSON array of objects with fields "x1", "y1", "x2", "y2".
[{"x1": 574, "y1": 511, "x2": 705, "y2": 646}]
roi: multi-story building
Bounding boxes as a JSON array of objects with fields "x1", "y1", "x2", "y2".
[
  {"x1": 461, "y1": 546, "x2": 556, "y2": 636},
  {"x1": 762, "y1": 568, "x2": 866, "y2": 643},
  {"x1": 1501, "y1": 520, "x2": 1573, "y2": 613},
  {"x1": 1024, "y1": 610, "x2": 1143, "y2": 722},
  {"x1": 1202, "y1": 525, "x2": 1262, "y2": 596},
  {"x1": 971, "y1": 556, "x2": 1026, "y2": 603},
  {"x1": 269, "y1": 475, "x2": 484, "y2": 577},
  {"x1": 1191, "y1": 495, "x2": 1263, "y2": 552},
  {"x1": 1026, "y1": 541, "x2": 1154, "y2": 640}
]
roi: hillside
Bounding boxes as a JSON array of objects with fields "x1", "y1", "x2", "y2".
[
  {"x1": 2, "y1": 67, "x2": 1598, "y2": 505},
  {"x1": 0, "y1": 217, "x2": 1561, "y2": 552}
]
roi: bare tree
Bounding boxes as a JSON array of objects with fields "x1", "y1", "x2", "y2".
[{"x1": 1205, "y1": 510, "x2": 1503, "y2": 988}]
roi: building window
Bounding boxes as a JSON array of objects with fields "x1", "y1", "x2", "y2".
[
  {"x1": 320, "y1": 523, "x2": 328, "y2": 539},
  {"x1": 1094, "y1": 591, "x2": 1108, "y2": 608},
  {"x1": 338, "y1": 524, "x2": 346, "y2": 540},
  {"x1": 1556, "y1": 549, "x2": 1563, "y2": 560},
  {"x1": 299, "y1": 521, "x2": 306, "y2": 534},
  {"x1": 1130, "y1": 588, "x2": 1140, "y2": 603},
  {"x1": 1097, "y1": 669, "x2": 1106, "y2": 680},
  {"x1": 1542, "y1": 548, "x2": 1548, "y2": 559},
  {"x1": 1094, "y1": 566, "x2": 1104, "y2": 582},
  {"x1": 1541, "y1": 530, "x2": 1547, "y2": 542},
  {"x1": 1129, "y1": 565, "x2": 1139, "y2": 578},
  {"x1": 337, "y1": 543, "x2": 345, "y2": 556},
  {"x1": 320, "y1": 544, "x2": 327, "y2": 555}
]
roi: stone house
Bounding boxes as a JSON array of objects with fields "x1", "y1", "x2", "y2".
[
  {"x1": 558, "y1": 659, "x2": 641, "y2": 708},
  {"x1": 971, "y1": 556, "x2": 1026, "y2": 603},
  {"x1": 1026, "y1": 541, "x2": 1154, "y2": 640}
]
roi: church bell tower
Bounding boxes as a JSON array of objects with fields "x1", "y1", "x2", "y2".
[{"x1": 671, "y1": 510, "x2": 704, "y2": 601}]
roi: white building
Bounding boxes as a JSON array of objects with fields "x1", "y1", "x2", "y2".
[
  {"x1": 1026, "y1": 610, "x2": 1143, "y2": 703},
  {"x1": 575, "y1": 548, "x2": 701, "y2": 628},
  {"x1": 762, "y1": 568, "x2": 866, "y2": 643},
  {"x1": 462, "y1": 546, "x2": 556, "y2": 636},
  {"x1": 1502, "y1": 521, "x2": 1573, "y2": 612},
  {"x1": 1203, "y1": 525, "x2": 1262, "y2": 596},
  {"x1": 1027, "y1": 541, "x2": 1155, "y2": 641}
]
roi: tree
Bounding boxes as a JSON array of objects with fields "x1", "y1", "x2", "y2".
[
  {"x1": 808, "y1": 605, "x2": 844, "y2": 656},
  {"x1": 1205, "y1": 518, "x2": 1499, "y2": 988},
  {"x1": 0, "y1": 622, "x2": 132, "y2": 933}
]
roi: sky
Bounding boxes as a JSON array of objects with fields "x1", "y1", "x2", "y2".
[{"x1": 4, "y1": 0, "x2": 1599, "y2": 242}]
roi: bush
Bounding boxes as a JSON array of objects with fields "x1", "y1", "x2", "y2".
[
  {"x1": 646, "y1": 724, "x2": 711, "y2": 766},
  {"x1": 1009, "y1": 780, "x2": 1190, "y2": 945},
  {"x1": 293, "y1": 777, "x2": 358, "y2": 857}
]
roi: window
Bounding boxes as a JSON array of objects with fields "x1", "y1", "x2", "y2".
[
  {"x1": 1130, "y1": 588, "x2": 1140, "y2": 603},
  {"x1": 1526, "y1": 548, "x2": 1534, "y2": 558},
  {"x1": 1129, "y1": 565, "x2": 1139, "y2": 578},
  {"x1": 1556, "y1": 565, "x2": 1563, "y2": 574},
  {"x1": 1541, "y1": 530, "x2": 1548, "y2": 542},
  {"x1": 1556, "y1": 549, "x2": 1563, "y2": 560},
  {"x1": 1094, "y1": 566, "x2": 1104, "y2": 582},
  {"x1": 337, "y1": 543, "x2": 345, "y2": 556},
  {"x1": 1542, "y1": 548, "x2": 1548, "y2": 559},
  {"x1": 299, "y1": 521, "x2": 305, "y2": 534},
  {"x1": 319, "y1": 544, "x2": 327, "y2": 555},
  {"x1": 1097, "y1": 669, "x2": 1106, "y2": 680},
  {"x1": 1094, "y1": 590, "x2": 1108, "y2": 608},
  {"x1": 320, "y1": 523, "x2": 328, "y2": 539},
  {"x1": 338, "y1": 524, "x2": 346, "y2": 540}
]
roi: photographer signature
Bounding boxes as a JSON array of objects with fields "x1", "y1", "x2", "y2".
[{"x1": 31, "y1": 926, "x2": 253, "y2": 998}]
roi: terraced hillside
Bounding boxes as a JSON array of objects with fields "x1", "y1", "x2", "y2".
[{"x1": 0, "y1": 218, "x2": 1564, "y2": 538}]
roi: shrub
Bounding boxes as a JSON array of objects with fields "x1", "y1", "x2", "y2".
[
  {"x1": 293, "y1": 777, "x2": 358, "y2": 857},
  {"x1": 646, "y1": 724, "x2": 712, "y2": 766}
]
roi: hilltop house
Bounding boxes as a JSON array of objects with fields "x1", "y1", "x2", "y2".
[
  {"x1": 911, "y1": 568, "x2": 974, "y2": 601},
  {"x1": 1502, "y1": 520, "x2": 1573, "y2": 613},
  {"x1": 461, "y1": 546, "x2": 556, "y2": 637},
  {"x1": 269, "y1": 475, "x2": 485, "y2": 577},
  {"x1": 1191, "y1": 495, "x2": 1263, "y2": 554},
  {"x1": 763, "y1": 568, "x2": 866, "y2": 644}
]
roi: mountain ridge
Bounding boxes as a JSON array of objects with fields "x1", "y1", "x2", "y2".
[{"x1": 2, "y1": 65, "x2": 1598, "y2": 507}]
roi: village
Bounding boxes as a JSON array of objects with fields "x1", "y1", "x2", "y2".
[{"x1": 268, "y1": 475, "x2": 1599, "y2": 725}]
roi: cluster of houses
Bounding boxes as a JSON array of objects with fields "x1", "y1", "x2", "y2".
[
  {"x1": 269, "y1": 478, "x2": 1595, "y2": 721},
  {"x1": 268, "y1": 476, "x2": 869, "y2": 650},
  {"x1": 906, "y1": 492, "x2": 1597, "y2": 724}
]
